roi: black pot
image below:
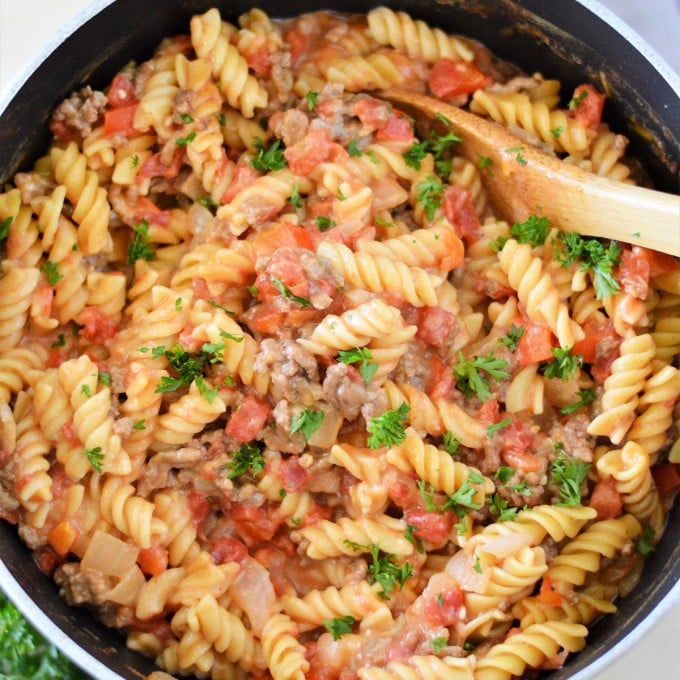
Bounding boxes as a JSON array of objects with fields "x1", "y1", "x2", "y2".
[{"x1": 0, "y1": 1, "x2": 678, "y2": 678}]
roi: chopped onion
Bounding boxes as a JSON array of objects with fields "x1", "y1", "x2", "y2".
[
  {"x1": 308, "y1": 405, "x2": 342, "y2": 448},
  {"x1": 81, "y1": 530, "x2": 139, "y2": 579},
  {"x1": 475, "y1": 532, "x2": 533, "y2": 559},
  {"x1": 228, "y1": 557, "x2": 277, "y2": 635},
  {"x1": 107, "y1": 565, "x2": 146, "y2": 606},
  {"x1": 446, "y1": 550, "x2": 489, "y2": 593}
]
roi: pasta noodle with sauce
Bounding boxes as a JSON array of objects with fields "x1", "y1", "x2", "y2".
[{"x1": 0, "y1": 5, "x2": 677, "y2": 680}]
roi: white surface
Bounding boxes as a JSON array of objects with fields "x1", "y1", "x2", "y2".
[{"x1": 0, "y1": 1, "x2": 679, "y2": 679}]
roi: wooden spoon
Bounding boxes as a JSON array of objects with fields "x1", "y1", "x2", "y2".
[{"x1": 383, "y1": 89, "x2": 680, "y2": 256}]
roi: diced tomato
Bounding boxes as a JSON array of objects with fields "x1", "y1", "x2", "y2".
[
  {"x1": 443, "y1": 185, "x2": 480, "y2": 243},
  {"x1": 266, "y1": 221, "x2": 315, "y2": 251},
  {"x1": 427, "y1": 354, "x2": 456, "y2": 400},
  {"x1": 78, "y1": 307, "x2": 118, "y2": 343},
  {"x1": 404, "y1": 508, "x2": 455, "y2": 544},
  {"x1": 500, "y1": 417, "x2": 540, "y2": 472},
  {"x1": 225, "y1": 395, "x2": 271, "y2": 442},
  {"x1": 210, "y1": 535, "x2": 249, "y2": 564},
  {"x1": 284, "y1": 128, "x2": 333, "y2": 176},
  {"x1": 346, "y1": 226, "x2": 377, "y2": 251},
  {"x1": 255, "y1": 253, "x2": 310, "y2": 303},
  {"x1": 573, "y1": 318, "x2": 619, "y2": 364},
  {"x1": 49, "y1": 119, "x2": 77, "y2": 143},
  {"x1": 537, "y1": 575, "x2": 563, "y2": 606},
  {"x1": 474, "y1": 273, "x2": 514, "y2": 300},
  {"x1": 275, "y1": 456, "x2": 310, "y2": 492},
  {"x1": 478, "y1": 399, "x2": 500, "y2": 426},
  {"x1": 417, "y1": 307, "x2": 457, "y2": 349},
  {"x1": 47, "y1": 521, "x2": 77, "y2": 557},
  {"x1": 104, "y1": 103, "x2": 139, "y2": 137},
  {"x1": 516, "y1": 320, "x2": 555, "y2": 367},
  {"x1": 230, "y1": 502, "x2": 283, "y2": 545},
  {"x1": 299, "y1": 500, "x2": 334, "y2": 527},
  {"x1": 284, "y1": 29, "x2": 309, "y2": 64},
  {"x1": 633, "y1": 245, "x2": 678, "y2": 277},
  {"x1": 33, "y1": 284, "x2": 54, "y2": 320},
  {"x1": 568, "y1": 84, "x2": 605, "y2": 129},
  {"x1": 375, "y1": 113, "x2": 414, "y2": 143},
  {"x1": 34, "y1": 546, "x2": 60, "y2": 575},
  {"x1": 108, "y1": 74, "x2": 137, "y2": 108},
  {"x1": 652, "y1": 463, "x2": 680, "y2": 496},
  {"x1": 354, "y1": 98, "x2": 391, "y2": 128},
  {"x1": 59, "y1": 420, "x2": 81, "y2": 448},
  {"x1": 423, "y1": 586, "x2": 464, "y2": 626},
  {"x1": 619, "y1": 248, "x2": 650, "y2": 299},
  {"x1": 220, "y1": 164, "x2": 260, "y2": 204},
  {"x1": 247, "y1": 303, "x2": 285, "y2": 335},
  {"x1": 245, "y1": 46, "x2": 272, "y2": 76},
  {"x1": 129, "y1": 195, "x2": 171, "y2": 227},
  {"x1": 187, "y1": 492, "x2": 211, "y2": 528},
  {"x1": 138, "y1": 546, "x2": 169, "y2": 576},
  {"x1": 428, "y1": 59, "x2": 491, "y2": 100},
  {"x1": 137, "y1": 149, "x2": 184, "y2": 181},
  {"x1": 589, "y1": 477, "x2": 623, "y2": 519}
]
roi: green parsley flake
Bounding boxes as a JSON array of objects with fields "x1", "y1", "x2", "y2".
[
  {"x1": 568, "y1": 89, "x2": 588, "y2": 110},
  {"x1": 635, "y1": 522, "x2": 655, "y2": 556},
  {"x1": 132, "y1": 420, "x2": 146, "y2": 431},
  {"x1": 510, "y1": 214, "x2": 550, "y2": 247},
  {"x1": 442, "y1": 431, "x2": 460, "y2": 456},
  {"x1": 542, "y1": 347, "x2": 583, "y2": 381},
  {"x1": 500, "y1": 323, "x2": 525, "y2": 351},
  {"x1": 487, "y1": 416, "x2": 512, "y2": 437},
  {"x1": 40, "y1": 261, "x2": 63, "y2": 286},
  {"x1": 453, "y1": 351, "x2": 510, "y2": 401},
  {"x1": 226, "y1": 442, "x2": 265, "y2": 480},
  {"x1": 127, "y1": 219, "x2": 156, "y2": 265},
  {"x1": 367, "y1": 544, "x2": 413, "y2": 599},
  {"x1": 289, "y1": 183, "x2": 302, "y2": 209},
  {"x1": 85, "y1": 446, "x2": 104, "y2": 473},
  {"x1": 195, "y1": 375, "x2": 219, "y2": 404},
  {"x1": 550, "y1": 450, "x2": 590, "y2": 506},
  {"x1": 80, "y1": 384, "x2": 92, "y2": 399},
  {"x1": 315, "y1": 216, "x2": 336, "y2": 232},
  {"x1": 367, "y1": 404, "x2": 410, "y2": 449},
  {"x1": 250, "y1": 137, "x2": 287, "y2": 172},
  {"x1": 98, "y1": 371, "x2": 111, "y2": 386},
  {"x1": 415, "y1": 174, "x2": 444, "y2": 221},
  {"x1": 175, "y1": 130, "x2": 196, "y2": 146},
  {"x1": 347, "y1": 139, "x2": 363, "y2": 157},
  {"x1": 270, "y1": 275, "x2": 311, "y2": 307},
  {"x1": 322, "y1": 616, "x2": 355, "y2": 641},
  {"x1": 0, "y1": 216, "x2": 12, "y2": 241},
  {"x1": 560, "y1": 389, "x2": 596, "y2": 414},
  {"x1": 337, "y1": 346, "x2": 378, "y2": 384},
  {"x1": 290, "y1": 408, "x2": 324, "y2": 441},
  {"x1": 306, "y1": 90, "x2": 319, "y2": 111}
]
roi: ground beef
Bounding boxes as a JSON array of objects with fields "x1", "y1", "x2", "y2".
[
  {"x1": 13, "y1": 172, "x2": 56, "y2": 204},
  {"x1": 270, "y1": 48, "x2": 293, "y2": 104},
  {"x1": 137, "y1": 445, "x2": 204, "y2": 497},
  {"x1": 391, "y1": 339, "x2": 432, "y2": 392},
  {"x1": 548, "y1": 414, "x2": 595, "y2": 463},
  {"x1": 262, "y1": 399, "x2": 306, "y2": 454},
  {"x1": 255, "y1": 338, "x2": 322, "y2": 404},
  {"x1": 55, "y1": 563, "x2": 114, "y2": 607},
  {"x1": 271, "y1": 109, "x2": 309, "y2": 147},
  {"x1": 322, "y1": 362, "x2": 372, "y2": 421},
  {"x1": 49, "y1": 86, "x2": 108, "y2": 142}
]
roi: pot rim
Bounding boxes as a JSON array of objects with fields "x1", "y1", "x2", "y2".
[{"x1": 0, "y1": 2, "x2": 678, "y2": 679}]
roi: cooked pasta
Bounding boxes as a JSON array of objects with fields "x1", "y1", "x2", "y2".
[{"x1": 0, "y1": 6, "x2": 677, "y2": 680}]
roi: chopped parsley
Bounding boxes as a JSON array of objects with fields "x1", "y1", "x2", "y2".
[
  {"x1": 510, "y1": 214, "x2": 550, "y2": 247},
  {"x1": 195, "y1": 375, "x2": 219, "y2": 403},
  {"x1": 374, "y1": 216, "x2": 394, "y2": 228},
  {"x1": 289, "y1": 183, "x2": 302, "y2": 209},
  {"x1": 153, "y1": 343, "x2": 225, "y2": 393},
  {"x1": 568, "y1": 89, "x2": 588, "y2": 110},
  {"x1": 225, "y1": 442, "x2": 265, "y2": 479},
  {"x1": 554, "y1": 231, "x2": 621, "y2": 299},
  {"x1": 477, "y1": 155, "x2": 492, "y2": 170},
  {"x1": 175, "y1": 130, "x2": 196, "y2": 146},
  {"x1": 367, "y1": 403, "x2": 410, "y2": 449},
  {"x1": 250, "y1": 137, "x2": 287, "y2": 172},
  {"x1": 560, "y1": 389, "x2": 596, "y2": 414},
  {"x1": 494, "y1": 466, "x2": 531, "y2": 496},
  {"x1": 315, "y1": 216, "x2": 336, "y2": 231},
  {"x1": 40, "y1": 261, "x2": 62, "y2": 286},
  {"x1": 208, "y1": 300, "x2": 236, "y2": 316},
  {"x1": 347, "y1": 138, "x2": 363, "y2": 157},
  {"x1": 51, "y1": 334, "x2": 66, "y2": 349},
  {"x1": 270, "y1": 275, "x2": 311, "y2": 307},
  {"x1": 180, "y1": 113, "x2": 194, "y2": 124},
  {"x1": 127, "y1": 219, "x2": 156, "y2": 265},
  {"x1": 431, "y1": 637, "x2": 447, "y2": 653},
  {"x1": 337, "y1": 346, "x2": 378, "y2": 384},
  {"x1": 550, "y1": 449, "x2": 590, "y2": 506},
  {"x1": 306, "y1": 90, "x2": 319, "y2": 111},
  {"x1": 132, "y1": 419, "x2": 146, "y2": 431},
  {"x1": 290, "y1": 408, "x2": 324, "y2": 441},
  {"x1": 337, "y1": 187, "x2": 347, "y2": 201},
  {"x1": 197, "y1": 196, "x2": 217, "y2": 210},
  {"x1": 323, "y1": 616, "x2": 355, "y2": 640},
  {"x1": 404, "y1": 524, "x2": 424, "y2": 554},
  {"x1": 80, "y1": 384, "x2": 92, "y2": 399},
  {"x1": 487, "y1": 416, "x2": 512, "y2": 437},
  {"x1": 442, "y1": 431, "x2": 460, "y2": 456},
  {"x1": 500, "y1": 323, "x2": 525, "y2": 351},
  {"x1": 453, "y1": 351, "x2": 510, "y2": 401},
  {"x1": 550, "y1": 125, "x2": 565, "y2": 139},
  {"x1": 403, "y1": 140, "x2": 428, "y2": 170},
  {"x1": 473, "y1": 553, "x2": 482, "y2": 573},
  {"x1": 489, "y1": 494, "x2": 519, "y2": 522},
  {"x1": 367, "y1": 544, "x2": 413, "y2": 599},
  {"x1": 415, "y1": 174, "x2": 444, "y2": 221},
  {"x1": 635, "y1": 522, "x2": 655, "y2": 556},
  {"x1": 98, "y1": 371, "x2": 111, "y2": 387},
  {"x1": 418, "y1": 471, "x2": 485, "y2": 517},
  {"x1": 542, "y1": 347, "x2": 583, "y2": 381},
  {"x1": 85, "y1": 446, "x2": 104, "y2": 473},
  {"x1": 0, "y1": 216, "x2": 11, "y2": 241}
]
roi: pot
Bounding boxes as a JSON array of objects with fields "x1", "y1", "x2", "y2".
[{"x1": 0, "y1": 2, "x2": 678, "y2": 679}]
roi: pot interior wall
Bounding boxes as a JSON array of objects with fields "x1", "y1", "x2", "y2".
[{"x1": 0, "y1": 1, "x2": 678, "y2": 678}]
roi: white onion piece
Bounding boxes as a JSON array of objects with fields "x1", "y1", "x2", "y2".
[
  {"x1": 107, "y1": 565, "x2": 146, "y2": 606},
  {"x1": 228, "y1": 557, "x2": 277, "y2": 635},
  {"x1": 81, "y1": 530, "x2": 139, "y2": 579},
  {"x1": 308, "y1": 405, "x2": 342, "y2": 448},
  {"x1": 446, "y1": 550, "x2": 489, "y2": 593},
  {"x1": 475, "y1": 532, "x2": 532, "y2": 559}
]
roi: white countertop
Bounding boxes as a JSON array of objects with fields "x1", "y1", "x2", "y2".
[{"x1": 1, "y1": 1, "x2": 679, "y2": 679}]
